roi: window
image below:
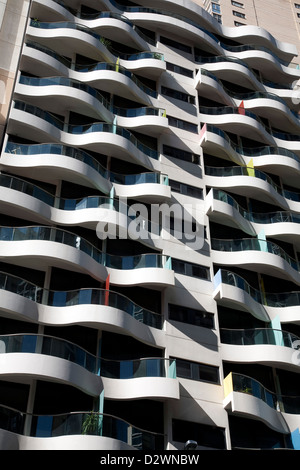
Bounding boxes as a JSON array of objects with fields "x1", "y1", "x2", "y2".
[
  {"x1": 166, "y1": 62, "x2": 193, "y2": 78},
  {"x1": 233, "y1": 10, "x2": 246, "y2": 18},
  {"x1": 295, "y1": 3, "x2": 300, "y2": 8},
  {"x1": 211, "y1": 2, "x2": 221, "y2": 13},
  {"x1": 234, "y1": 21, "x2": 245, "y2": 26},
  {"x1": 212, "y1": 13, "x2": 222, "y2": 23},
  {"x1": 172, "y1": 419, "x2": 226, "y2": 449},
  {"x1": 172, "y1": 258, "x2": 210, "y2": 280},
  {"x1": 169, "y1": 303, "x2": 214, "y2": 328},
  {"x1": 160, "y1": 36, "x2": 192, "y2": 54},
  {"x1": 168, "y1": 116, "x2": 198, "y2": 133},
  {"x1": 169, "y1": 179, "x2": 203, "y2": 198},
  {"x1": 173, "y1": 357, "x2": 219, "y2": 384},
  {"x1": 232, "y1": 0, "x2": 244, "y2": 7},
  {"x1": 161, "y1": 86, "x2": 195, "y2": 104},
  {"x1": 163, "y1": 144, "x2": 200, "y2": 164}
]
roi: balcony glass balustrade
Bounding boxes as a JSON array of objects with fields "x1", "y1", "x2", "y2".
[
  {"x1": 220, "y1": 327, "x2": 300, "y2": 348},
  {"x1": 210, "y1": 188, "x2": 300, "y2": 225},
  {"x1": 30, "y1": 1, "x2": 290, "y2": 68},
  {"x1": 108, "y1": 0, "x2": 291, "y2": 66},
  {"x1": 29, "y1": 20, "x2": 164, "y2": 62},
  {"x1": 201, "y1": 106, "x2": 300, "y2": 144},
  {"x1": 25, "y1": 41, "x2": 158, "y2": 98},
  {"x1": 0, "y1": 172, "x2": 163, "y2": 237},
  {"x1": 50, "y1": 0, "x2": 157, "y2": 46},
  {"x1": 226, "y1": 372, "x2": 300, "y2": 414},
  {"x1": 0, "y1": 333, "x2": 176, "y2": 377},
  {"x1": 200, "y1": 68, "x2": 294, "y2": 110},
  {"x1": 204, "y1": 125, "x2": 300, "y2": 163},
  {"x1": 211, "y1": 237, "x2": 299, "y2": 271},
  {"x1": 196, "y1": 56, "x2": 293, "y2": 90},
  {"x1": 196, "y1": 55, "x2": 260, "y2": 78},
  {"x1": 0, "y1": 225, "x2": 171, "y2": 270},
  {"x1": 200, "y1": 105, "x2": 271, "y2": 131},
  {"x1": 0, "y1": 404, "x2": 165, "y2": 449},
  {"x1": 52, "y1": 0, "x2": 132, "y2": 24},
  {"x1": 0, "y1": 271, "x2": 163, "y2": 328},
  {"x1": 19, "y1": 74, "x2": 111, "y2": 109},
  {"x1": 214, "y1": 268, "x2": 300, "y2": 308},
  {"x1": 205, "y1": 165, "x2": 300, "y2": 203},
  {"x1": 12, "y1": 101, "x2": 159, "y2": 159},
  {"x1": 31, "y1": 0, "x2": 293, "y2": 66},
  {"x1": 18, "y1": 75, "x2": 164, "y2": 118},
  {"x1": 5, "y1": 142, "x2": 166, "y2": 185}
]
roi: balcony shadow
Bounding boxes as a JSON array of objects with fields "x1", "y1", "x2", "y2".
[
  {"x1": 170, "y1": 381, "x2": 224, "y2": 427},
  {"x1": 166, "y1": 278, "x2": 219, "y2": 352},
  {"x1": 168, "y1": 319, "x2": 218, "y2": 352},
  {"x1": 160, "y1": 95, "x2": 198, "y2": 118}
]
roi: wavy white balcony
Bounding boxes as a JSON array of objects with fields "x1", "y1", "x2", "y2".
[
  {"x1": 15, "y1": 75, "x2": 167, "y2": 135},
  {"x1": 272, "y1": 130, "x2": 300, "y2": 156},
  {"x1": 221, "y1": 328, "x2": 300, "y2": 372},
  {"x1": 200, "y1": 105, "x2": 275, "y2": 145},
  {"x1": 237, "y1": 92, "x2": 300, "y2": 133},
  {"x1": 213, "y1": 269, "x2": 269, "y2": 322},
  {"x1": 7, "y1": 101, "x2": 161, "y2": 171},
  {"x1": 206, "y1": 188, "x2": 300, "y2": 246},
  {"x1": 196, "y1": 55, "x2": 264, "y2": 92},
  {"x1": 0, "y1": 271, "x2": 165, "y2": 348},
  {"x1": 197, "y1": 69, "x2": 300, "y2": 133},
  {"x1": 223, "y1": 372, "x2": 291, "y2": 435},
  {"x1": 223, "y1": 47, "x2": 300, "y2": 83},
  {"x1": 103, "y1": 0, "x2": 297, "y2": 61},
  {"x1": 0, "y1": 333, "x2": 178, "y2": 399},
  {"x1": 2, "y1": 142, "x2": 169, "y2": 202},
  {"x1": 213, "y1": 268, "x2": 300, "y2": 326},
  {"x1": 0, "y1": 177, "x2": 166, "y2": 252},
  {"x1": 16, "y1": 74, "x2": 113, "y2": 122},
  {"x1": 195, "y1": 55, "x2": 296, "y2": 94},
  {"x1": 195, "y1": 68, "x2": 234, "y2": 107},
  {"x1": 0, "y1": 225, "x2": 174, "y2": 288},
  {"x1": 31, "y1": 0, "x2": 153, "y2": 50},
  {"x1": 201, "y1": 125, "x2": 300, "y2": 188},
  {"x1": 0, "y1": 335, "x2": 102, "y2": 396},
  {"x1": 211, "y1": 237, "x2": 300, "y2": 285},
  {"x1": 205, "y1": 165, "x2": 300, "y2": 211},
  {"x1": 103, "y1": 0, "x2": 296, "y2": 68},
  {"x1": 22, "y1": 42, "x2": 157, "y2": 106},
  {"x1": 0, "y1": 405, "x2": 164, "y2": 450},
  {"x1": 201, "y1": 105, "x2": 300, "y2": 157},
  {"x1": 30, "y1": 2, "x2": 296, "y2": 79},
  {"x1": 26, "y1": 21, "x2": 166, "y2": 78}
]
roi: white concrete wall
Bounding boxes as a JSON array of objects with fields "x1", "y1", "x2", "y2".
[{"x1": 0, "y1": 0, "x2": 30, "y2": 140}]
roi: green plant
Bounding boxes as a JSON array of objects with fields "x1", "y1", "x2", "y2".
[
  {"x1": 81, "y1": 411, "x2": 101, "y2": 435},
  {"x1": 99, "y1": 37, "x2": 112, "y2": 49},
  {"x1": 32, "y1": 18, "x2": 41, "y2": 27}
]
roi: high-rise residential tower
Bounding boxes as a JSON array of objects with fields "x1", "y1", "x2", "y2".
[{"x1": 0, "y1": 0, "x2": 300, "y2": 451}]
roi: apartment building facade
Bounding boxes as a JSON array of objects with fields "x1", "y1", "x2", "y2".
[{"x1": 0, "y1": 0, "x2": 300, "y2": 451}]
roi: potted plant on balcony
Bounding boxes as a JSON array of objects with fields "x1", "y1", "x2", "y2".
[{"x1": 81, "y1": 411, "x2": 101, "y2": 435}]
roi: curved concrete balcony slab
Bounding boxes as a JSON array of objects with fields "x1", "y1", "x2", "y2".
[
  {"x1": 0, "y1": 286, "x2": 165, "y2": 347},
  {"x1": 7, "y1": 103, "x2": 161, "y2": 172}
]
